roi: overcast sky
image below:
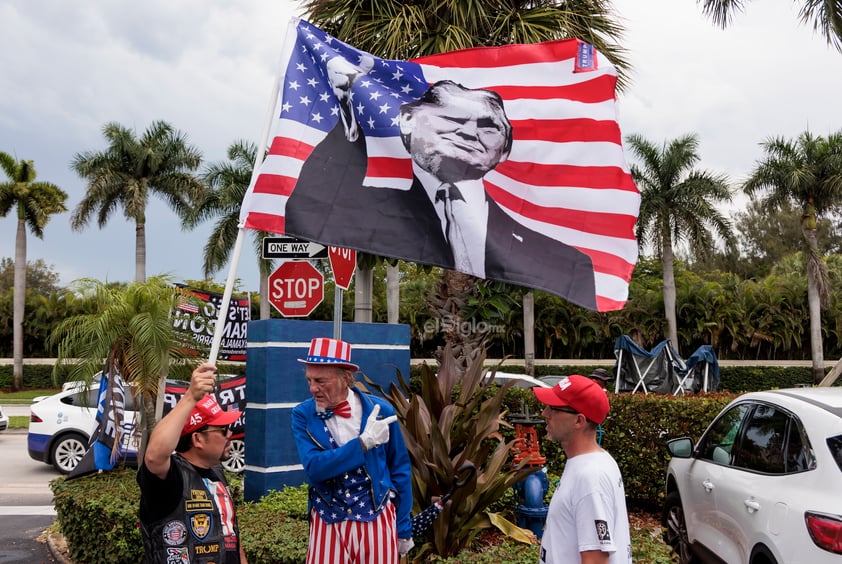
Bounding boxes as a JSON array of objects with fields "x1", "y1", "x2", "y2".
[{"x1": 2, "y1": 0, "x2": 841, "y2": 292}]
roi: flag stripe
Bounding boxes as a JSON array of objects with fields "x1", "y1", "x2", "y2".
[
  {"x1": 413, "y1": 38, "x2": 584, "y2": 68},
  {"x1": 490, "y1": 74, "x2": 618, "y2": 103},
  {"x1": 511, "y1": 118, "x2": 620, "y2": 144},
  {"x1": 493, "y1": 162, "x2": 636, "y2": 191},
  {"x1": 484, "y1": 181, "x2": 636, "y2": 240}
]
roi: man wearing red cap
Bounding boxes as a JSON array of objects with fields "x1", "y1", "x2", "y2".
[
  {"x1": 533, "y1": 375, "x2": 631, "y2": 564},
  {"x1": 137, "y1": 362, "x2": 247, "y2": 563},
  {"x1": 291, "y1": 337, "x2": 414, "y2": 563}
]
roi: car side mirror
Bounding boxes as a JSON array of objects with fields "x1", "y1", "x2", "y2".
[{"x1": 666, "y1": 437, "x2": 694, "y2": 458}]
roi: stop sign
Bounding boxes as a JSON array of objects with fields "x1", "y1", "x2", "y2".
[
  {"x1": 268, "y1": 261, "x2": 324, "y2": 317},
  {"x1": 329, "y1": 246, "x2": 357, "y2": 291}
]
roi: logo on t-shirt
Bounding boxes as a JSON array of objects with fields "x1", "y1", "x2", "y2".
[{"x1": 595, "y1": 519, "x2": 611, "y2": 542}]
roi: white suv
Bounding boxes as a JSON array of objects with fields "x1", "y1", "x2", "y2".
[
  {"x1": 663, "y1": 387, "x2": 842, "y2": 563},
  {"x1": 28, "y1": 386, "x2": 140, "y2": 473}
]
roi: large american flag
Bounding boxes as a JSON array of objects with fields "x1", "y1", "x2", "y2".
[{"x1": 239, "y1": 18, "x2": 639, "y2": 311}]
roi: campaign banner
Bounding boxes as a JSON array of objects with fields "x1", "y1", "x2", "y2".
[
  {"x1": 163, "y1": 375, "x2": 246, "y2": 439},
  {"x1": 172, "y1": 285, "x2": 250, "y2": 361}
]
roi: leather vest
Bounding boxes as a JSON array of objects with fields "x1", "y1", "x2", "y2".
[{"x1": 140, "y1": 455, "x2": 241, "y2": 564}]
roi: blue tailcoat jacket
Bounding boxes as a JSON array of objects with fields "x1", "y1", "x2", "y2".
[{"x1": 291, "y1": 388, "x2": 414, "y2": 539}]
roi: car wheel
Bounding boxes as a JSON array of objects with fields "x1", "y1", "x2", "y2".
[
  {"x1": 663, "y1": 490, "x2": 697, "y2": 564},
  {"x1": 51, "y1": 433, "x2": 88, "y2": 474},
  {"x1": 222, "y1": 439, "x2": 245, "y2": 473}
]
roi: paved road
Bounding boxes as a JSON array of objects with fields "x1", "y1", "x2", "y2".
[
  {"x1": 0, "y1": 431, "x2": 59, "y2": 563},
  {"x1": 2, "y1": 405, "x2": 31, "y2": 417}
]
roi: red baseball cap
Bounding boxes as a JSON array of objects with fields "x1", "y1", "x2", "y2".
[
  {"x1": 181, "y1": 395, "x2": 242, "y2": 436},
  {"x1": 533, "y1": 375, "x2": 610, "y2": 424}
]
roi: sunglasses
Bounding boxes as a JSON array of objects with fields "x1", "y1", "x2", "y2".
[
  {"x1": 549, "y1": 406, "x2": 580, "y2": 415},
  {"x1": 199, "y1": 426, "x2": 231, "y2": 436}
]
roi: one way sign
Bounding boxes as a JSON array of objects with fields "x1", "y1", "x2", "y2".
[{"x1": 262, "y1": 237, "x2": 328, "y2": 259}]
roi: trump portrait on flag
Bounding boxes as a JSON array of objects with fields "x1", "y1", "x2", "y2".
[{"x1": 239, "y1": 19, "x2": 640, "y2": 312}]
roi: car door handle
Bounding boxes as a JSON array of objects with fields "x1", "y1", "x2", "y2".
[
  {"x1": 744, "y1": 499, "x2": 761, "y2": 513},
  {"x1": 702, "y1": 479, "x2": 715, "y2": 492}
]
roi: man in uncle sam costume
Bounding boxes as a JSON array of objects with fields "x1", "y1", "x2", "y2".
[{"x1": 291, "y1": 337, "x2": 414, "y2": 563}]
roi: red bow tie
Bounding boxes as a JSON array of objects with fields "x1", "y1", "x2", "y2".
[{"x1": 329, "y1": 400, "x2": 352, "y2": 418}]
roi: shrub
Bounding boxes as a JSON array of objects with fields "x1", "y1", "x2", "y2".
[
  {"x1": 51, "y1": 469, "x2": 144, "y2": 563},
  {"x1": 237, "y1": 487, "x2": 310, "y2": 564}
]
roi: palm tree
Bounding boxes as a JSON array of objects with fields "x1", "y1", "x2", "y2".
[
  {"x1": 743, "y1": 130, "x2": 842, "y2": 383},
  {"x1": 303, "y1": 0, "x2": 631, "y2": 87},
  {"x1": 699, "y1": 0, "x2": 842, "y2": 53},
  {"x1": 626, "y1": 133, "x2": 735, "y2": 354},
  {"x1": 71, "y1": 121, "x2": 206, "y2": 283},
  {"x1": 48, "y1": 276, "x2": 192, "y2": 456},
  {"x1": 0, "y1": 152, "x2": 68, "y2": 391},
  {"x1": 302, "y1": 0, "x2": 631, "y2": 358},
  {"x1": 186, "y1": 140, "x2": 275, "y2": 319}
]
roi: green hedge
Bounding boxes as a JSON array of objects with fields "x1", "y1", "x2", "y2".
[
  {"x1": 0, "y1": 364, "x2": 75, "y2": 389},
  {"x1": 0, "y1": 362, "x2": 246, "y2": 389}
]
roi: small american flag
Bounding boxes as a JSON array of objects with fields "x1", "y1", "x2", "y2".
[
  {"x1": 239, "y1": 18, "x2": 639, "y2": 311},
  {"x1": 176, "y1": 293, "x2": 200, "y2": 314}
]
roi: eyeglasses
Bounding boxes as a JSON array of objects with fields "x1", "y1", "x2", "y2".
[
  {"x1": 549, "y1": 406, "x2": 580, "y2": 415},
  {"x1": 199, "y1": 426, "x2": 231, "y2": 436}
]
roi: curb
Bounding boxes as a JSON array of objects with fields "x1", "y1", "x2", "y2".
[{"x1": 46, "y1": 532, "x2": 73, "y2": 564}]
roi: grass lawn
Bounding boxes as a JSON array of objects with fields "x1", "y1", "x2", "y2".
[
  {"x1": 7, "y1": 415, "x2": 29, "y2": 429},
  {"x1": 0, "y1": 388, "x2": 60, "y2": 403}
]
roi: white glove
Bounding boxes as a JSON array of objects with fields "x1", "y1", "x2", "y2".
[
  {"x1": 359, "y1": 404, "x2": 397, "y2": 451},
  {"x1": 398, "y1": 537, "x2": 414, "y2": 556}
]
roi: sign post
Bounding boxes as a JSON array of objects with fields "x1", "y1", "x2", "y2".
[
  {"x1": 328, "y1": 247, "x2": 357, "y2": 339},
  {"x1": 267, "y1": 261, "x2": 324, "y2": 318}
]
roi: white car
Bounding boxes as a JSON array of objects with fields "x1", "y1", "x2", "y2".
[
  {"x1": 663, "y1": 387, "x2": 842, "y2": 563},
  {"x1": 28, "y1": 386, "x2": 140, "y2": 473},
  {"x1": 483, "y1": 371, "x2": 550, "y2": 388},
  {"x1": 0, "y1": 404, "x2": 8, "y2": 432},
  {"x1": 27, "y1": 386, "x2": 245, "y2": 474}
]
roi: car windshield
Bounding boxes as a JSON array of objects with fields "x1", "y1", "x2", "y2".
[{"x1": 828, "y1": 435, "x2": 842, "y2": 472}]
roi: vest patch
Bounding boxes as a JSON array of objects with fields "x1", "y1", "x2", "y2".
[
  {"x1": 190, "y1": 512, "x2": 213, "y2": 541},
  {"x1": 194, "y1": 543, "x2": 219, "y2": 555},
  {"x1": 186, "y1": 489, "x2": 214, "y2": 512},
  {"x1": 166, "y1": 547, "x2": 189, "y2": 563},
  {"x1": 162, "y1": 520, "x2": 187, "y2": 546}
]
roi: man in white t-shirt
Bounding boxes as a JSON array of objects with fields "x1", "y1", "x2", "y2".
[{"x1": 534, "y1": 375, "x2": 632, "y2": 564}]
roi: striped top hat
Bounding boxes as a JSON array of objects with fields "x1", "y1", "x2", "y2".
[{"x1": 298, "y1": 337, "x2": 359, "y2": 371}]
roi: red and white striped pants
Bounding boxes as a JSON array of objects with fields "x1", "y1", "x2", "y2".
[{"x1": 307, "y1": 501, "x2": 399, "y2": 564}]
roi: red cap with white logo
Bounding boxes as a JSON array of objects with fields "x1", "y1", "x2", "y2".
[
  {"x1": 180, "y1": 395, "x2": 241, "y2": 436},
  {"x1": 533, "y1": 375, "x2": 610, "y2": 424}
]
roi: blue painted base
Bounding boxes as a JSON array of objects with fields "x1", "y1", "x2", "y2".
[{"x1": 243, "y1": 319, "x2": 411, "y2": 502}]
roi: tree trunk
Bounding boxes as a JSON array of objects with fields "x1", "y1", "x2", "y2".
[
  {"x1": 662, "y1": 231, "x2": 679, "y2": 355},
  {"x1": 259, "y1": 268, "x2": 270, "y2": 320},
  {"x1": 804, "y1": 227, "x2": 826, "y2": 384},
  {"x1": 12, "y1": 218, "x2": 26, "y2": 392},
  {"x1": 386, "y1": 262, "x2": 399, "y2": 324},
  {"x1": 523, "y1": 291, "x2": 535, "y2": 376},
  {"x1": 428, "y1": 270, "x2": 486, "y2": 372},
  {"x1": 354, "y1": 266, "x2": 373, "y2": 322},
  {"x1": 135, "y1": 220, "x2": 146, "y2": 283}
]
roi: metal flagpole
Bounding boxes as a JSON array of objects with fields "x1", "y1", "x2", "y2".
[{"x1": 207, "y1": 19, "x2": 294, "y2": 365}]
